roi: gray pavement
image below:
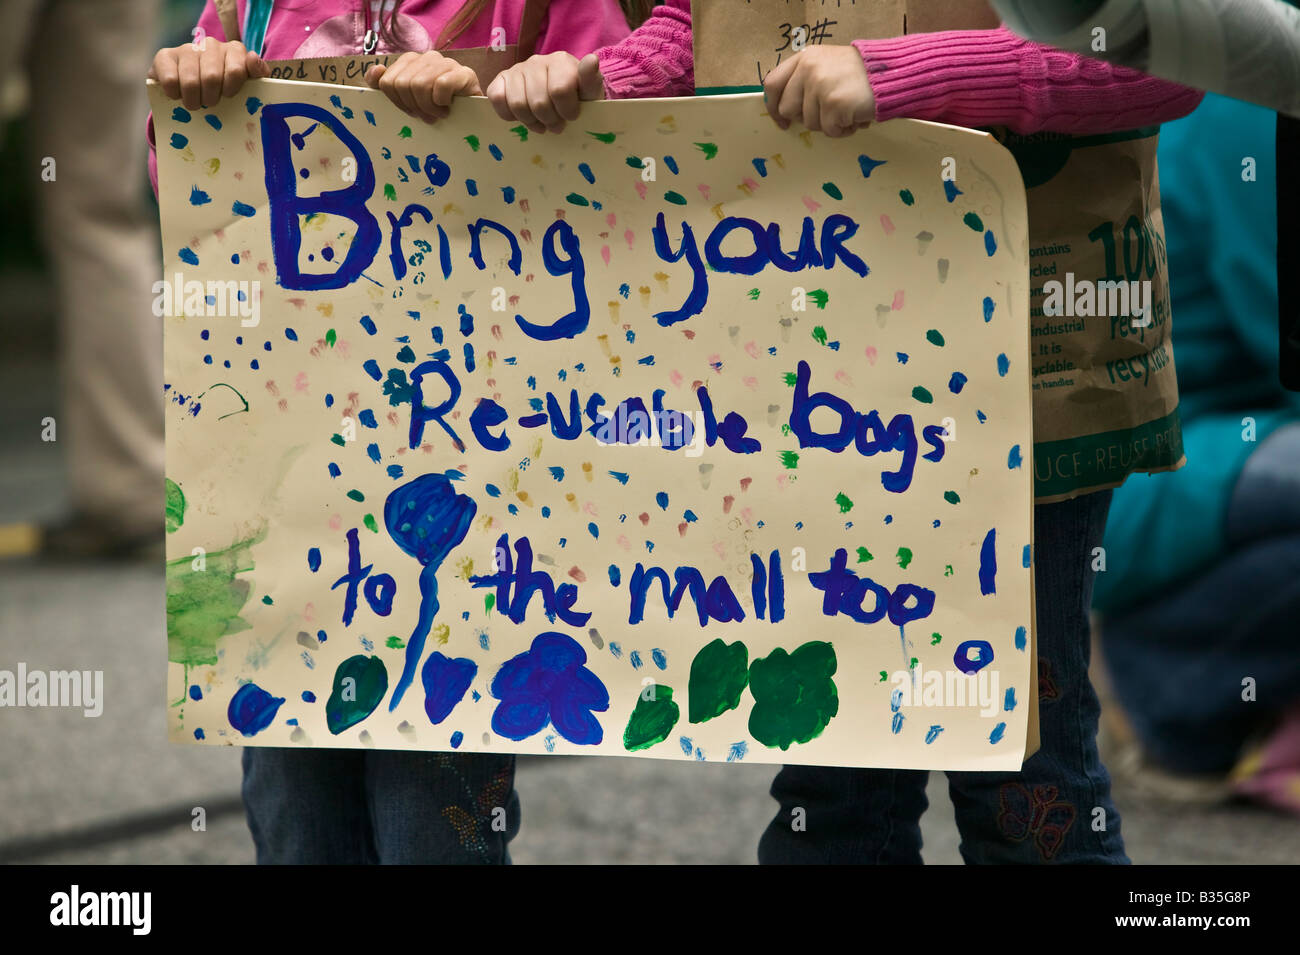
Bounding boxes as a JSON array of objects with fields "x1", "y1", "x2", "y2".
[{"x1": 2, "y1": 269, "x2": 1298, "y2": 865}]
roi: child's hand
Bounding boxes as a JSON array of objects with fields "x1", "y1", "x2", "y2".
[
  {"x1": 486, "y1": 52, "x2": 605, "y2": 134},
  {"x1": 764, "y1": 46, "x2": 876, "y2": 138},
  {"x1": 365, "y1": 52, "x2": 483, "y2": 123},
  {"x1": 149, "y1": 37, "x2": 271, "y2": 110}
]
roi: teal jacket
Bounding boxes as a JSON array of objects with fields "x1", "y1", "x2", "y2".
[{"x1": 1093, "y1": 94, "x2": 1298, "y2": 614}]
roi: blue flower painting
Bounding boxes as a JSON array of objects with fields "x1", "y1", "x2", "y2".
[{"x1": 490, "y1": 632, "x2": 609, "y2": 744}]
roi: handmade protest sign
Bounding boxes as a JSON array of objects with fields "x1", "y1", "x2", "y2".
[{"x1": 152, "y1": 79, "x2": 1032, "y2": 769}]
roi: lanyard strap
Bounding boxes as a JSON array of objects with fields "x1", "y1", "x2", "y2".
[{"x1": 243, "y1": 0, "x2": 274, "y2": 56}]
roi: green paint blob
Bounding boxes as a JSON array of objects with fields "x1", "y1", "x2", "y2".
[
  {"x1": 363, "y1": 513, "x2": 379, "y2": 533},
  {"x1": 325, "y1": 654, "x2": 388, "y2": 735},
  {"x1": 386, "y1": 635, "x2": 405, "y2": 649},
  {"x1": 485, "y1": 593, "x2": 495, "y2": 615},
  {"x1": 856, "y1": 546, "x2": 873, "y2": 563},
  {"x1": 926, "y1": 329, "x2": 945, "y2": 346},
  {"x1": 330, "y1": 433, "x2": 346, "y2": 446},
  {"x1": 780, "y1": 450, "x2": 799, "y2": 469},
  {"x1": 623, "y1": 684, "x2": 680, "y2": 751},
  {"x1": 835, "y1": 492, "x2": 854, "y2": 513},
  {"x1": 664, "y1": 191, "x2": 687, "y2": 205},
  {"x1": 912, "y1": 385, "x2": 934, "y2": 403},
  {"x1": 808, "y1": 289, "x2": 829, "y2": 309},
  {"x1": 811, "y1": 326, "x2": 827, "y2": 345},
  {"x1": 164, "y1": 478, "x2": 186, "y2": 534},
  {"x1": 944, "y1": 490, "x2": 961, "y2": 504},
  {"x1": 748, "y1": 641, "x2": 839, "y2": 750},
  {"x1": 464, "y1": 135, "x2": 480, "y2": 151},
  {"x1": 694, "y1": 142, "x2": 718, "y2": 159},
  {"x1": 261, "y1": 595, "x2": 273, "y2": 605},
  {"x1": 625, "y1": 156, "x2": 645, "y2": 168},
  {"x1": 930, "y1": 632, "x2": 943, "y2": 645},
  {"x1": 747, "y1": 288, "x2": 761, "y2": 300},
  {"x1": 822, "y1": 182, "x2": 842, "y2": 200},
  {"x1": 383, "y1": 183, "x2": 396, "y2": 200},
  {"x1": 688, "y1": 638, "x2": 749, "y2": 723},
  {"x1": 166, "y1": 526, "x2": 267, "y2": 668},
  {"x1": 783, "y1": 372, "x2": 798, "y2": 386},
  {"x1": 897, "y1": 547, "x2": 913, "y2": 569},
  {"x1": 325, "y1": 328, "x2": 337, "y2": 347},
  {"x1": 565, "y1": 192, "x2": 589, "y2": 206},
  {"x1": 963, "y1": 211, "x2": 984, "y2": 232},
  {"x1": 509, "y1": 124, "x2": 529, "y2": 141},
  {"x1": 587, "y1": 131, "x2": 616, "y2": 144},
  {"x1": 398, "y1": 126, "x2": 412, "y2": 139},
  {"x1": 346, "y1": 489, "x2": 365, "y2": 502},
  {"x1": 899, "y1": 189, "x2": 915, "y2": 205}
]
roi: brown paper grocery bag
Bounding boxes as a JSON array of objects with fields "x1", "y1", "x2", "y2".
[{"x1": 691, "y1": 0, "x2": 1184, "y2": 503}]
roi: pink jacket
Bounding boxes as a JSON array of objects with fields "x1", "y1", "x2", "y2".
[
  {"x1": 596, "y1": 0, "x2": 1203, "y2": 134},
  {"x1": 149, "y1": 0, "x2": 630, "y2": 191}
]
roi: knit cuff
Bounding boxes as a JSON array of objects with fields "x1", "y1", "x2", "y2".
[{"x1": 853, "y1": 29, "x2": 1025, "y2": 129}]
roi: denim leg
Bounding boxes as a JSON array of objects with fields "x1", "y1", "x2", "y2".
[
  {"x1": 947, "y1": 489, "x2": 1129, "y2": 864},
  {"x1": 242, "y1": 747, "x2": 376, "y2": 864},
  {"x1": 758, "y1": 766, "x2": 929, "y2": 864},
  {"x1": 1103, "y1": 536, "x2": 1300, "y2": 773},
  {"x1": 364, "y1": 751, "x2": 520, "y2": 864}
]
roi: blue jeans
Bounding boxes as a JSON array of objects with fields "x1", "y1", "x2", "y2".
[
  {"x1": 1103, "y1": 424, "x2": 1300, "y2": 774},
  {"x1": 758, "y1": 489, "x2": 1129, "y2": 864},
  {"x1": 242, "y1": 748, "x2": 519, "y2": 864}
]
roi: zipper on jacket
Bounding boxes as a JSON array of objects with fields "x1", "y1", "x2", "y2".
[{"x1": 363, "y1": 0, "x2": 396, "y2": 53}]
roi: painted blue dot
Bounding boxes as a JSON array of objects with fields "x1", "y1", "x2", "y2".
[
  {"x1": 285, "y1": 328, "x2": 298, "y2": 341},
  {"x1": 200, "y1": 329, "x2": 210, "y2": 340},
  {"x1": 302, "y1": 691, "x2": 316, "y2": 702},
  {"x1": 948, "y1": 371, "x2": 967, "y2": 394},
  {"x1": 203, "y1": 355, "x2": 212, "y2": 364},
  {"x1": 996, "y1": 354, "x2": 1009, "y2": 377},
  {"x1": 263, "y1": 341, "x2": 272, "y2": 351},
  {"x1": 250, "y1": 359, "x2": 259, "y2": 370}
]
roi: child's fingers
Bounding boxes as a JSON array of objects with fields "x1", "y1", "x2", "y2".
[
  {"x1": 802, "y1": 76, "x2": 822, "y2": 132},
  {"x1": 381, "y1": 53, "x2": 423, "y2": 117},
  {"x1": 774, "y1": 67, "x2": 806, "y2": 132},
  {"x1": 764, "y1": 56, "x2": 799, "y2": 129},
  {"x1": 247, "y1": 52, "x2": 271, "y2": 80},
  {"x1": 151, "y1": 49, "x2": 182, "y2": 100},
  {"x1": 576, "y1": 53, "x2": 605, "y2": 102},
  {"x1": 486, "y1": 72, "x2": 517, "y2": 122},
  {"x1": 527, "y1": 62, "x2": 565, "y2": 131},
  {"x1": 198, "y1": 38, "x2": 226, "y2": 109},
  {"x1": 220, "y1": 41, "x2": 250, "y2": 100},
  {"x1": 551, "y1": 58, "x2": 584, "y2": 125},
  {"x1": 363, "y1": 63, "x2": 387, "y2": 88},
  {"x1": 176, "y1": 47, "x2": 203, "y2": 110},
  {"x1": 502, "y1": 68, "x2": 543, "y2": 133}
]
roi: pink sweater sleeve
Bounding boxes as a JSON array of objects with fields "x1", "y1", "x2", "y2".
[
  {"x1": 854, "y1": 26, "x2": 1203, "y2": 135},
  {"x1": 596, "y1": 0, "x2": 693, "y2": 100}
]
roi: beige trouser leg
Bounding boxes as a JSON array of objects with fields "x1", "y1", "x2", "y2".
[{"x1": 24, "y1": 0, "x2": 164, "y2": 532}]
